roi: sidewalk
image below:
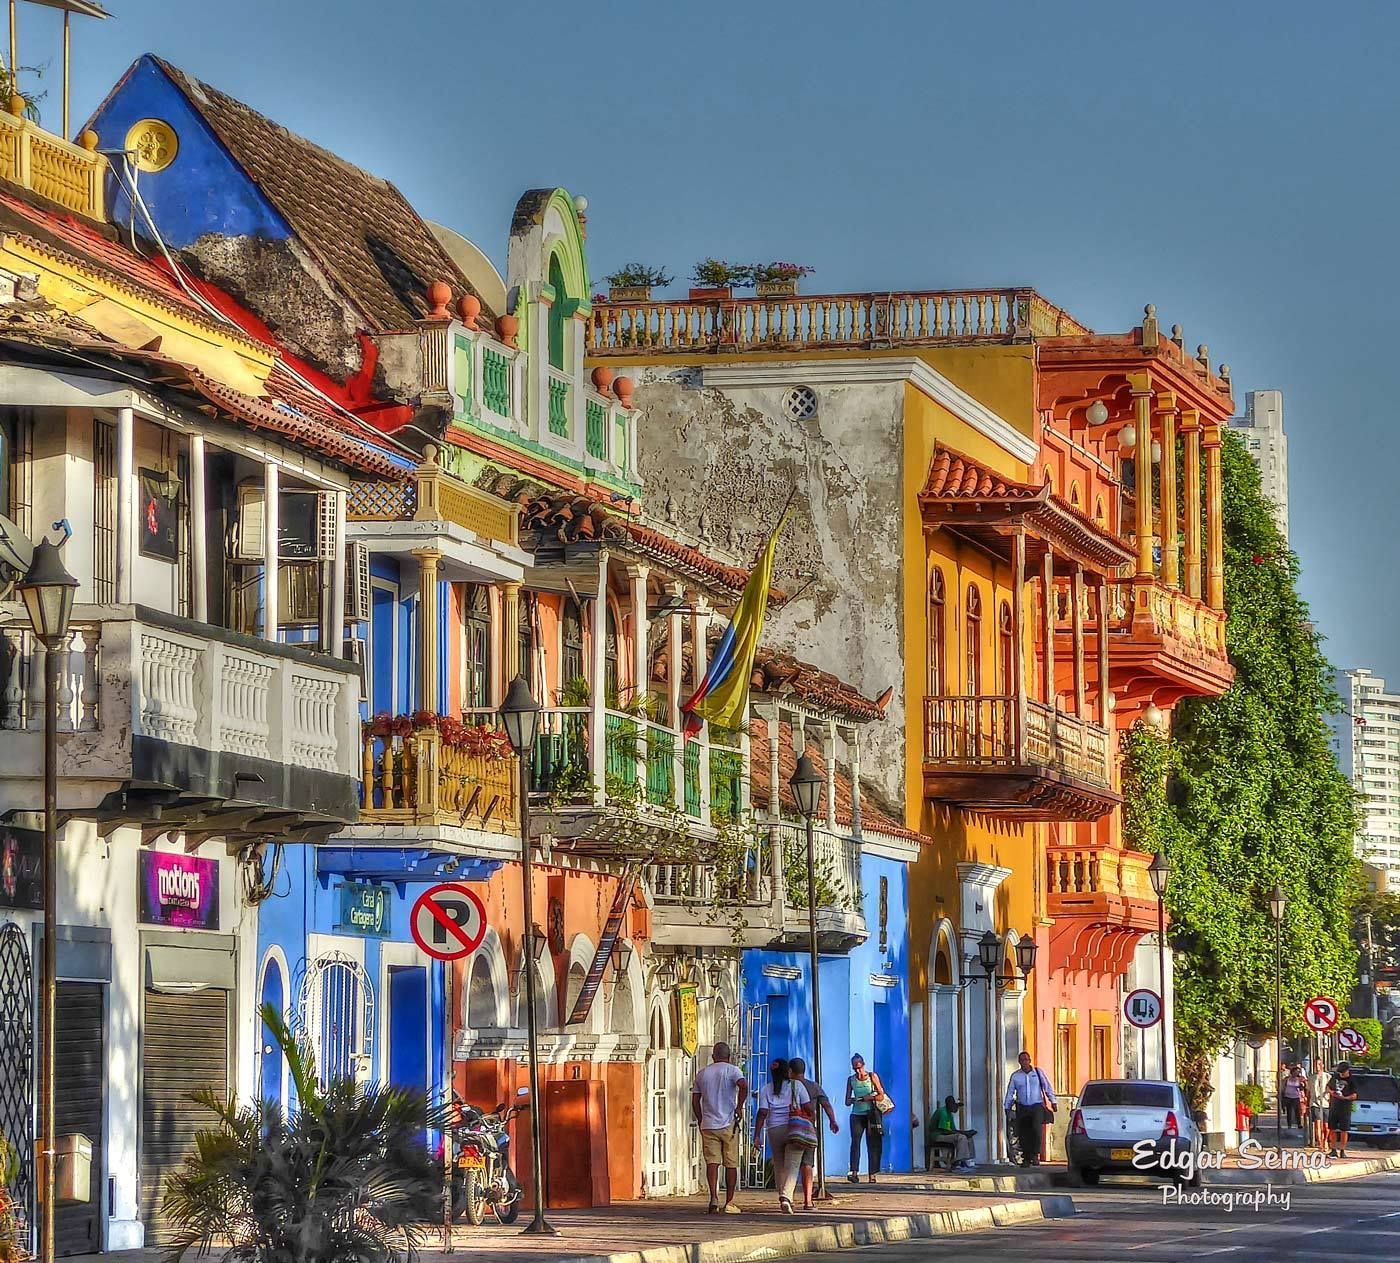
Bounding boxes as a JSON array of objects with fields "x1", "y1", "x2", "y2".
[{"x1": 67, "y1": 1184, "x2": 1074, "y2": 1263}]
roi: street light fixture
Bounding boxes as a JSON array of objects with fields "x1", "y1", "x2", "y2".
[
  {"x1": 1013, "y1": 936, "x2": 1038, "y2": 979},
  {"x1": 499, "y1": 676, "x2": 556, "y2": 1236},
  {"x1": 788, "y1": 753, "x2": 829, "y2": 1199},
  {"x1": 1148, "y1": 853, "x2": 1171, "y2": 1076},
  {"x1": 1269, "y1": 883, "x2": 1287, "y2": 1150},
  {"x1": 16, "y1": 537, "x2": 77, "y2": 1263}
]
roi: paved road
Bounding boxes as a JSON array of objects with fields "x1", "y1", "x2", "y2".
[{"x1": 790, "y1": 1171, "x2": 1400, "y2": 1262}]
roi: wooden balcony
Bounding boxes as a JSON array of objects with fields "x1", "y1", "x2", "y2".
[
  {"x1": 358, "y1": 726, "x2": 520, "y2": 837},
  {"x1": 587, "y1": 288, "x2": 1088, "y2": 356},
  {"x1": 1046, "y1": 847, "x2": 1159, "y2": 977},
  {"x1": 922, "y1": 695, "x2": 1118, "y2": 821}
]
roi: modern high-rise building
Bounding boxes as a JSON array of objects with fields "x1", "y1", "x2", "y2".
[
  {"x1": 1329, "y1": 668, "x2": 1400, "y2": 890},
  {"x1": 1229, "y1": 389, "x2": 1289, "y2": 540}
]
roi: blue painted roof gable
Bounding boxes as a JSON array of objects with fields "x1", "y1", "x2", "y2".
[{"x1": 86, "y1": 55, "x2": 293, "y2": 250}]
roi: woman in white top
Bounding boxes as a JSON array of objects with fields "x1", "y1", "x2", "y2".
[{"x1": 752, "y1": 1058, "x2": 812, "y2": 1214}]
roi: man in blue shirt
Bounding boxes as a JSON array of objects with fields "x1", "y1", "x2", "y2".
[{"x1": 1003, "y1": 1051, "x2": 1057, "y2": 1166}]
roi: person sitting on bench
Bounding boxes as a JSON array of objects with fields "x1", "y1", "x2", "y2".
[{"x1": 927, "y1": 1095, "x2": 977, "y2": 1171}]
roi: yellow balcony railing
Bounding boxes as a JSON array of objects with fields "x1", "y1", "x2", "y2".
[
  {"x1": 359, "y1": 726, "x2": 520, "y2": 835},
  {"x1": 0, "y1": 109, "x2": 104, "y2": 220}
]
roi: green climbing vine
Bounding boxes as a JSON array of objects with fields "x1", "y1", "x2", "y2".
[{"x1": 1125, "y1": 432, "x2": 1361, "y2": 1100}]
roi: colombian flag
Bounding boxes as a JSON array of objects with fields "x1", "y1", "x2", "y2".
[{"x1": 681, "y1": 511, "x2": 790, "y2": 738}]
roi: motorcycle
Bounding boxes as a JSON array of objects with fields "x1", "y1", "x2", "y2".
[{"x1": 447, "y1": 1091, "x2": 524, "y2": 1226}]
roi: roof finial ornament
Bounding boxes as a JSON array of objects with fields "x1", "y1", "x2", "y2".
[
  {"x1": 1141, "y1": 303, "x2": 1159, "y2": 349},
  {"x1": 1218, "y1": 363, "x2": 1231, "y2": 381},
  {"x1": 726, "y1": 518, "x2": 741, "y2": 552},
  {"x1": 1196, "y1": 344, "x2": 1210, "y2": 370},
  {"x1": 664, "y1": 492, "x2": 678, "y2": 525},
  {"x1": 1171, "y1": 323, "x2": 1184, "y2": 349},
  {"x1": 425, "y1": 280, "x2": 452, "y2": 320},
  {"x1": 698, "y1": 509, "x2": 712, "y2": 542}
]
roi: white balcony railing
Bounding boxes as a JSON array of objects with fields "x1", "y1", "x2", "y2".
[{"x1": 0, "y1": 605, "x2": 361, "y2": 782}]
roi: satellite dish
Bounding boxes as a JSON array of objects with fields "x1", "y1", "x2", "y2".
[{"x1": 0, "y1": 513, "x2": 35, "y2": 603}]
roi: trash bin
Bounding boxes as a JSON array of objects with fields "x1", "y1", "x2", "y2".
[{"x1": 54, "y1": 1133, "x2": 92, "y2": 1205}]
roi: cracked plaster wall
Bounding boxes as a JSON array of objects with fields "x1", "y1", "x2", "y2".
[{"x1": 633, "y1": 368, "x2": 910, "y2": 810}]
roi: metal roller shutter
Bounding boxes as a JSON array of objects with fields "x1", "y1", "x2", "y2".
[
  {"x1": 55, "y1": 982, "x2": 104, "y2": 1257},
  {"x1": 140, "y1": 988, "x2": 229, "y2": 1246}
]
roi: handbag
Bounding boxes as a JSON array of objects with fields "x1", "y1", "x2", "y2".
[
  {"x1": 786, "y1": 1087, "x2": 819, "y2": 1149},
  {"x1": 874, "y1": 1093, "x2": 895, "y2": 1115}
]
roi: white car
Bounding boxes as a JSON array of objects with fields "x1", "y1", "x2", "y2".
[
  {"x1": 1067, "y1": 1079, "x2": 1205, "y2": 1186},
  {"x1": 1347, "y1": 1071, "x2": 1400, "y2": 1146}
]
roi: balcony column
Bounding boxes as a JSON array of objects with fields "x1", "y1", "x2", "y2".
[
  {"x1": 501, "y1": 581, "x2": 521, "y2": 692},
  {"x1": 413, "y1": 549, "x2": 441, "y2": 714},
  {"x1": 188, "y1": 433, "x2": 208, "y2": 623},
  {"x1": 822, "y1": 721, "x2": 838, "y2": 833},
  {"x1": 591, "y1": 551, "x2": 609, "y2": 804},
  {"x1": 1011, "y1": 528, "x2": 1027, "y2": 752},
  {"x1": 1203, "y1": 426, "x2": 1225, "y2": 610},
  {"x1": 1130, "y1": 375, "x2": 1154, "y2": 578},
  {"x1": 1156, "y1": 393, "x2": 1180, "y2": 588},
  {"x1": 668, "y1": 581, "x2": 685, "y2": 806},
  {"x1": 848, "y1": 726, "x2": 863, "y2": 838},
  {"x1": 263, "y1": 461, "x2": 279, "y2": 641},
  {"x1": 1041, "y1": 545, "x2": 1056, "y2": 712},
  {"x1": 328, "y1": 489, "x2": 347, "y2": 656},
  {"x1": 1096, "y1": 579, "x2": 1111, "y2": 726},
  {"x1": 115, "y1": 405, "x2": 134, "y2": 604},
  {"x1": 765, "y1": 706, "x2": 782, "y2": 818},
  {"x1": 1181, "y1": 410, "x2": 1203, "y2": 600},
  {"x1": 628, "y1": 563, "x2": 650, "y2": 786},
  {"x1": 1071, "y1": 564, "x2": 1086, "y2": 718},
  {"x1": 693, "y1": 597, "x2": 713, "y2": 823}
]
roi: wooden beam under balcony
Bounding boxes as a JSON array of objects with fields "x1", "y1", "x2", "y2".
[{"x1": 922, "y1": 695, "x2": 1119, "y2": 821}]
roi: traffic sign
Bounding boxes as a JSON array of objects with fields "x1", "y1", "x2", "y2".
[
  {"x1": 410, "y1": 882, "x2": 487, "y2": 961},
  {"x1": 1337, "y1": 1026, "x2": 1371, "y2": 1055},
  {"x1": 1303, "y1": 995, "x2": 1340, "y2": 1033},
  {"x1": 1124, "y1": 988, "x2": 1163, "y2": 1028}
]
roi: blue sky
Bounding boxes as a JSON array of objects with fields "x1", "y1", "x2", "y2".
[{"x1": 25, "y1": 0, "x2": 1400, "y2": 679}]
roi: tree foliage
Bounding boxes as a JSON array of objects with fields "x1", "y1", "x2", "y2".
[{"x1": 1124, "y1": 433, "x2": 1360, "y2": 1084}]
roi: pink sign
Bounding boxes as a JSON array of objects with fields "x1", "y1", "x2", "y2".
[{"x1": 139, "y1": 850, "x2": 220, "y2": 930}]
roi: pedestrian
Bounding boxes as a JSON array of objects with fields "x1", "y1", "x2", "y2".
[
  {"x1": 1281, "y1": 1063, "x2": 1307, "y2": 1131},
  {"x1": 1235, "y1": 1095, "x2": 1253, "y2": 1143},
  {"x1": 1308, "y1": 1060, "x2": 1331, "y2": 1151},
  {"x1": 1003, "y1": 1051, "x2": 1057, "y2": 1167},
  {"x1": 1326, "y1": 1062, "x2": 1359, "y2": 1158},
  {"x1": 929, "y1": 1094, "x2": 977, "y2": 1171},
  {"x1": 692, "y1": 1041, "x2": 748, "y2": 1215},
  {"x1": 844, "y1": 1053, "x2": 887, "y2": 1183},
  {"x1": 752, "y1": 1058, "x2": 812, "y2": 1215},
  {"x1": 788, "y1": 1056, "x2": 838, "y2": 1210}
]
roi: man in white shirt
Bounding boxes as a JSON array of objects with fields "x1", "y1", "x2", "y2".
[
  {"x1": 1003, "y1": 1050, "x2": 1057, "y2": 1167},
  {"x1": 692, "y1": 1042, "x2": 749, "y2": 1213}
]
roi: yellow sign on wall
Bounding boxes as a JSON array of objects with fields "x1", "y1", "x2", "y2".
[{"x1": 675, "y1": 985, "x2": 699, "y2": 1057}]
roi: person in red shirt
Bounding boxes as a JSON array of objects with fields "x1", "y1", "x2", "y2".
[{"x1": 1236, "y1": 1097, "x2": 1254, "y2": 1142}]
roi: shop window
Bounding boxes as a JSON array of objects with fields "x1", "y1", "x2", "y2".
[
  {"x1": 1091, "y1": 1023, "x2": 1110, "y2": 1081},
  {"x1": 1055, "y1": 1022, "x2": 1076, "y2": 1096},
  {"x1": 928, "y1": 568, "x2": 946, "y2": 695},
  {"x1": 562, "y1": 596, "x2": 585, "y2": 689},
  {"x1": 464, "y1": 584, "x2": 491, "y2": 710}
]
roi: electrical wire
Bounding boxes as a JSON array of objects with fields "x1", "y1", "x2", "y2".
[{"x1": 108, "y1": 153, "x2": 419, "y2": 464}]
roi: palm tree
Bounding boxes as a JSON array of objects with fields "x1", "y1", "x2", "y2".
[{"x1": 161, "y1": 1004, "x2": 445, "y2": 1263}]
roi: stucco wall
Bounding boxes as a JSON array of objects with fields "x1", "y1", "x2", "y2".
[{"x1": 631, "y1": 369, "x2": 909, "y2": 808}]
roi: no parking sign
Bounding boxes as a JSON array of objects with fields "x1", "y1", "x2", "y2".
[{"x1": 410, "y1": 882, "x2": 487, "y2": 961}]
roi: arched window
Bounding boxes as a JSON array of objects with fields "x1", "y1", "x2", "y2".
[
  {"x1": 547, "y1": 255, "x2": 568, "y2": 371},
  {"x1": 1094, "y1": 496, "x2": 1107, "y2": 527},
  {"x1": 605, "y1": 604, "x2": 620, "y2": 702},
  {"x1": 464, "y1": 584, "x2": 491, "y2": 709},
  {"x1": 965, "y1": 586, "x2": 983, "y2": 695},
  {"x1": 1070, "y1": 481, "x2": 1082, "y2": 509},
  {"x1": 562, "y1": 596, "x2": 584, "y2": 687},
  {"x1": 928, "y1": 568, "x2": 946, "y2": 695},
  {"x1": 999, "y1": 600, "x2": 1015, "y2": 694},
  {"x1": 467, "y1": 953, "x2": 497, "y2": 1029}
]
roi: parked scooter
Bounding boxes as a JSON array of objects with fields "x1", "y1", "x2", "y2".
[{"x1": 447, "y1": 1089, "x2": 525, "y2": 1226}]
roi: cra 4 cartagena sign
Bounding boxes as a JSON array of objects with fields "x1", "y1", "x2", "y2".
[{"x1": 139, "y1": 850, "x2": 220, "y2": 930}]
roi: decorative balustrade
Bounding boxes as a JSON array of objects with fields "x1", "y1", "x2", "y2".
[
  {"x1": 1047, "y1": 845, "x2": 1158, "y2": 927},
  {"x1": 481, "y1": 342, "x2": 514, "y2": 418},
  {"x1": 348, "y1": 448, "x2": 519, "y2": 547},
  {"x1": 587, "y1": 288, "x2": 1090, "y2": 355},
  {"x1": 359, "y1": 726, "x2": 519, "y2": 834},
  {"x1": 0, "y1": 111, "x2": 105, "y2": 220},
  {"x1": 585, "y1": 394, "x2": 609, "y2": 460},
  {"x1": 545, "y1": 369, "x2": 572, "y2": 439},
  {"x1": 1121, "y1": 579, "x2": 1228, "y2": 658},
  {"x1": 771, "y1": 821, "x2": 864, "y2": 914},
  {"x1": 0, "y1": 606, "x2": 360, "y2": 779}
]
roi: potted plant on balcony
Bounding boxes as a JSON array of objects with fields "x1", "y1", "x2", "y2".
[
  {"x1": 689, "y1": 258, "x2": 750, "y2": 301},
  {"x1": 605, "y1": 264, "x2": 673, "y2": 302},
  {"x1": 752, "y1": 261, "x2": 815, "y2": 298}
]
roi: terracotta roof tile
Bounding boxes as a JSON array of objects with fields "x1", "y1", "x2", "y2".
[
  {"x1": 921, "y1": 445, "x2": 1044, "y2": 502},
  {"x1": 749, "y1": 717, "x2": 926, "y2": 845},
  {"x1": 747, "y1": 642, "x2": 891, "y2": 723},
  {"x1": 151, "y1": 57, "x2": 494, "y2": 333}
]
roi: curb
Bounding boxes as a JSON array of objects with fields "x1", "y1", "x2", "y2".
[
  {"x1": 900, "y1": 1172, "x2": 1058, "y2": 1193},
  {"x1": 1209, "y1": 1151, "x2": 1400, "y2": 1186},
  {"x1": 563, "y1": 1195, "x2": 1076, "y2": 1263}
]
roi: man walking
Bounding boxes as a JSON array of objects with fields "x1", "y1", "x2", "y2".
[
  {"x1": 1003, "y1": 1051, "x2": 1057, "y2": 1166},
  {"x1": 1327, "y1": 1062, "x2": 1359, "y2": 1159},
  {"x1": 693, "y1": 1042, "x2": 748, "y2": 1213}
]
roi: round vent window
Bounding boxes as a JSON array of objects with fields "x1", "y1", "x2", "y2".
[
  {"x1": 783, "y1": 385, "x2": 818, "y2": 422},
  {"x1": 125, "y1": 119, "x2": 179, "y2": 173}
]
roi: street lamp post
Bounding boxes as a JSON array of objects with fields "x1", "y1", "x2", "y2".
[
  {"x1": 17, "y1": 539, "x2": 78, "y2": 1263},
  {"x1": 1269, "y1": 883, "x2": 1287, "y2": 1149},
  {"x1": 499, "y1": 677, "x2": 556, "y2": 1236},
  {"x1": 1148, "y1": 853, "x2": 1171, "y2": 1077},
  {"x1": 973, "y1": 930, "x2": 1038, "y2": 1163},
  {"x1": 789, "y1": 754, "x2": 828, "y2": 1199}
]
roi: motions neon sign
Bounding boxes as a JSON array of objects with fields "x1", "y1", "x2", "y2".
[{"x1": 139, "y1": 850, "x2": 220, "y2": 930}]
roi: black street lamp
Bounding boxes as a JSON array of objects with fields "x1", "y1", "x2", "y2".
[
  {"x1": 17, "y1": 538, "x2": 77, "y2": 1263},
  {"x1": 1148, "y1": 853, "x2": 1171, "y2": 1077},
  {"x1": 499, "y1": 676, "x2": 555, "y2": 1236},
  {"x1": 788, "y1": 753, "x2": 829, "y2": 1198},
  {"x1": 1269, "y1": 883, "x2": 1287, "y2": 1149},
  {"x1": 970, "y1": 930, "x2": 1038, "y2": 1163}
]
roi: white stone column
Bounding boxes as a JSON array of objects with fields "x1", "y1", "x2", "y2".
[
  {"x1": 329, "y1": 488, "x2": 347, "y2": 656},
  {"x1": 263, "y1": 462, "x2": 279, "y2": 641},
  {"x1": 590, "y1": 550, "x2": 609, "y2": 804},
  {"x1": 693, "y1": 597, "x2": 712, "y2": 823},
  {"x1": 115, "y1": 405, "x2": 134, "y2": 604},
  {"x1": 766, "y1": 707, "x2": 782, "y2": 819},
  {"x1": 848, "y1": 727, "x2": 863, "y2": 837},
  {"x1": 668, "y1": 582, "x2": 684, "y2": 807},
  {"x1": 189, "y1": 433, "x2": 208, "y2": 623},
  {"x1": 823, "y1": 720, "x2": 838, "y2": 832},
  {"x1": 629, "y1": 563, "x2": 650, "y2": 785}
]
